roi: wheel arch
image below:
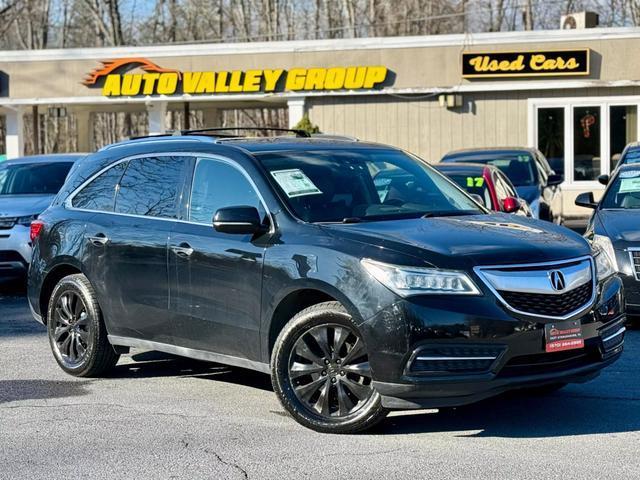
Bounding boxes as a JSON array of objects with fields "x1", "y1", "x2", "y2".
[{"x1": 39, "y1": 260, "x2": 84, "y2": 324}]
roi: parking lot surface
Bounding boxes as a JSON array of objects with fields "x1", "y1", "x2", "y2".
[{"x1": 1, "y1": 291, "x2": 639, "y2": 480}]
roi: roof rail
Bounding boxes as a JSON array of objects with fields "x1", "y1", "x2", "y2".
[{"x1": 179, "y1": 127, "x2": 311, "y2": 138}]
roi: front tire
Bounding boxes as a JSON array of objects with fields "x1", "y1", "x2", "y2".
[
  {"x1": 47, "y1": 273, "x2": 119, "y2": 377},
  {"x1": 271, "y1": 301, "x2": 388, "y2": 433}
]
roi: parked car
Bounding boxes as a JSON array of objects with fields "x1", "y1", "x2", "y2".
[
  {"x1": 615, "y1": 142, "x2": 640, "y2": 170},
  {"x1": 28, "y1": 132, "x2": 624, "y2": 434},
  {"x1": 0, "y1": 154, "x2": 84, "y2": 280},
  {"x1": 577, "y1": 163, "x2": 640, "y2": 320},
  {"x1": 440, "y1": 147, "x2": 563, "y2": 221},
  {"x1": 435, "y1": 162, "x2": 532, "y2": 216}
]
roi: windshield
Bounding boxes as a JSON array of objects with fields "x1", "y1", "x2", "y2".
[
  {"x1": 256, "y1": 149, "x2": 485, "y2": 223},
  {"x1": 0, "y1": 162, "x2": 73, "y2": 195},
  {"x1": 446, "y1": 153, "x2": 537, "y2": 187},
  {"x1": 444, "y1": 173, "x2": 492, "y2": 209},
  {"x1": 601, "y1": 169, "x2": 640, "y2": 209}
]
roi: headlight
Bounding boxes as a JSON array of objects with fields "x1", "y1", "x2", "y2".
[
  {"x1": 17, "y1": 214, "x2": 38, "y2": 226},
  {"x1": 592, "y1": 234, "x2": 618, "y2": 281},
  {"x1": 361, "y1": 259, "x2": 481, "y2": 296}
]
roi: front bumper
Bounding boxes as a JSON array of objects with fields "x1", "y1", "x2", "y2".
[
  {"x1": 361, "y1": 275, "x2": 625, "y2": 409},
  {"x1": 0, "y1": 225, "x2": 31, "y2": 278}
]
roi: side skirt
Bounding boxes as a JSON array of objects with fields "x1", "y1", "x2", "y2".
[{"x1": 107, "y1": 335, "x2": 271, "y2": 374}]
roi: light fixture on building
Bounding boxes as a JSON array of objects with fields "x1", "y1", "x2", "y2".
[
  {"x1": 438, "y1": 94, "x2": 463, "y2": 109},
  {"x1": 48, "y1": 106, "x2": 67, "y2": 118}
]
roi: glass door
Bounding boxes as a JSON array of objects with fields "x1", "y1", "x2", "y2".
[
  {"x1": 572, "y1": 106, "x2": 601, "y2": 182},
  {"x1": 610, "y1": 105, "x2": 637, "y2": 171}
]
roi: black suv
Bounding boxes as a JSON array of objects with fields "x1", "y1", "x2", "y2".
[{"x1": 28, "y1": 130, "x2": 625, "y2": 433}]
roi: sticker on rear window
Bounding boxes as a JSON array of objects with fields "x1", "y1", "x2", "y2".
[
  {"x1": 466, "y1": 176, "x2": 484, "y2": 187},
  {"x1": 270, "y1": 169, "x2": 323, "y2": 198}
]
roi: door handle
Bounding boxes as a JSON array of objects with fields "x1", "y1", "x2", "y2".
[
  {"x1": 171, "y1": 243, "x2": 194, "y2": 258},
  {"x1": 87, "y1": 234, "x2": 109, "y2": 246}
]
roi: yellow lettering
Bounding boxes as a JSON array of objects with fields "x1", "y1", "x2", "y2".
[
  {"x1": 566, "y1": 58, "x2": 579, "y2": 69},
  {"x1": 243, "y1": 70, "x2": 262, "y2": 92},
  {"x1": 182, "y1": 72, "x2": 202, "y2": 93},
  {"x1": 102, "y1": 75, "x2": 121, "y2": 96},
  {"x1": 362, "y1": 66, "x2": 387, "y2": 88},
  {"x1": 285, "y1": 69, "x2": 307, "y2": 91},
  {"x1": 304, "y1": 68, "x2": 326, "y2": 90},
  {"x1": 228, "y1": 70, "x2": 243, "y2": 93},
  {"x1": 195, "y1": 72, "x2": 216, "y2": 93},
  {"x1": 215, "y1": 71, "x2": 229, "y2": 93},
  {"x1": 324, "y1": 67, "x2": 346, "y2": 89},
  {"x1": 121, "y1": 74, "x2": 142, "y2": 95},
  {"x1": 468, "y1": 56, "x2": 485, "y2": 72},
  {"x1": 157, "y1": 73, "x2": 178, "y2": 94},
  {"x1": 141, "y1": 73, "x2": 160, "y2": 94},
  {"x1": 263, "y1": 69, "x2": 283, "y2": 91},
  {"x1": 344, "y1": 67, "x2": 366, "y2": 89}
]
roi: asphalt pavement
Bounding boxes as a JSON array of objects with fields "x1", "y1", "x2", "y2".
[{"x1": 1, "y1": 289, "x2": 639, "y2": 479}]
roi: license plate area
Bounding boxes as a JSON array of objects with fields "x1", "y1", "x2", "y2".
[{"x1": 544, "y1": 319, "x2": 584, "y2": 353}]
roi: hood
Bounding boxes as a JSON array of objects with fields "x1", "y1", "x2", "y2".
[
  {"x1": 596, "y1": 210, "x2": 640, "y2": 243},
  {"x1": 515, "y1": 185, "x2": 540, "y2": 204},
  {"x1": 322, "y1": 213, "x2": 590, "y2": 268},
  {"x1": 0, "y1": 194, "x2": 55, "y2": 217}
]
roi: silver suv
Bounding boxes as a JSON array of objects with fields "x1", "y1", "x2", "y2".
[{"x1": 0, "y1": 154, "x2": 84, "y2": 279}]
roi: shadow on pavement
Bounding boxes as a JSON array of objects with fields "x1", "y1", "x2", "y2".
[
  {"x1": 108, "y1": 350, "x2": 273, "y2": 392},
  {"x1": 377, "y1": 388, "x2": 640, "y2": 438},
  {"x1": 0, "y1": 379, "x2": 92, "y2": 404}
]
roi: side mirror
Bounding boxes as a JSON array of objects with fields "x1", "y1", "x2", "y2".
[
  {"x1": 213, "y1": 206, "x2": 267, "y2": 235},
  {"x1": 598, "y1": 174, "x2": 610, "y2": 186},
  {"x1": 502, "y1": 196, "x2": 520, "y2": 214},
  {"x1": 575, "y1": 192, "x2": 598, "y2": 209},
  {"x1": 547, "y1": 173, "x2": 564, "y2": 187}
]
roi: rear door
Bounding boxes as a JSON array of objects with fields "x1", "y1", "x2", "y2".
[
  {"x1": 168, "y1": 156, "x2": 268, "y2": 359},
  {"x1": 78, "y1": 155, "x2": 189, "y2": 343}
]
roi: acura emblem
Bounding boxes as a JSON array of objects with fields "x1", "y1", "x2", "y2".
[{"x1": 549, "y1": 270, "x2": 566, "y2": 291}]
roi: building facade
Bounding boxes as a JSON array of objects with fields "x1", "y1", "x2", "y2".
[{"x1": 1, "y1": 27, "x2": 639, "y2": 223}]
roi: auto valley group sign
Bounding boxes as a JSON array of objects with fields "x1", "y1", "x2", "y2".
[
  {"x1": 462, "y1": 49, "x2": 590, "y2": 78},
  {"x1": 83, "y1": 58, "x2": 389, "y2": 97}
]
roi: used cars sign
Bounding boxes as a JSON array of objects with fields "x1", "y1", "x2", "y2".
[
  {"x1": 462, "y1": 49, "x2": 590, "y2": 78},
  {"x1": 83, "y1": 58, "x2": 389, "y2": 96}
]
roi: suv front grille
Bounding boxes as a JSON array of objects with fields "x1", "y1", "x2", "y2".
[
  {"x1": 630, "y1": 250, "x2": 640, "y2": 281},
  {"x1": 498, "y1": 282, "x2": 593, "y2": 317}
]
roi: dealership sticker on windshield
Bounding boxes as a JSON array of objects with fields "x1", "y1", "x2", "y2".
[
  {"x1": 271, "y1": 169, "x2": 323, "y2": 198},
  {"x1": 545, "y1": 319, "x2": 584, "y2": 353},
  {"x1": 619, "y1": 177, "x2": 640, "y2": 193}
]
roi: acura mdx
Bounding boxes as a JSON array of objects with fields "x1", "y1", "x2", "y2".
[{"x1": 28, "y1": 131, "x2": 625, "y2": 433}]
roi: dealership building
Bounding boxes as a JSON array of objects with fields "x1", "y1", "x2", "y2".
[{"x1": 1, "y1": 26, "x2": 640, "y2": 223}]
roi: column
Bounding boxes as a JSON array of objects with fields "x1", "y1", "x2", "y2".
[
  {"x1": 287, "y1": 97, "x2": 306, "y2": 129},
  {"x1": 75, "y1": 110, "x2": 94, "y2": 152},
  {"x1": 5, "y1": 107, "x2": 24, "y2": 159},
  {"x1": 202, "y1": 107, "x2": 222, "y2": 129},
  {"x1": 147, "y1": 101, "x2": 167, "y2": 135}
]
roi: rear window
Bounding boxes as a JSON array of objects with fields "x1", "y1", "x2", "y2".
[
  {"x1": 444, "y1": 153, "x2": 537, "y2": 187},
  {"x1": 0, "y1": 162, "x2": 73, "y2": 195},
  {"x1": 445, "y1": 174, "x2": 492, "y2": 209}
]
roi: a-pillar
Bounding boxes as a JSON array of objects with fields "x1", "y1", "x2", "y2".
[
  {"x1": 75, "y1": 110, "x2": 94, "y2": 153},
  {"x1": 287, "y1": 97, "x2": 306, "y2": 129},
  {"x1": 5, "y1": 107, "x2": 24, "y2": 159},
  {"x1": 147, "y1": 101, "x2": 167, "y2": 135}
]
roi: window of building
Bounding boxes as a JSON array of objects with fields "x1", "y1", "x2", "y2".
[
  {"x1": 189, "y1": 158, "x2": 265, "y2": 224},
  {"x1": 610, "y1": 105, "x2": 638, "y2": 172},
  {"x1": 72, "y1": 162, "x2": 127, "y2": 212},
  {"x1": 573, "y1": 106, "x2": 601, "y2": 182},
  {"x1": 114, "y1": 156, "x2": 187, "y2": 218},
  {"x1": 537, "y1": 107, "x2": 565, "y2": 178}
]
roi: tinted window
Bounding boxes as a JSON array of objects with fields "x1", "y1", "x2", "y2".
[
  {"x1": 0, "y1": 162, "x2": 73, "y2": 195},
  {"x1": 189, "y1": 158, "x2": 265, "y2": 224},
  {"x1": 257, "y1": 149, "x2": 483, "y2": 223},
  {"x1": 445, "y1": 173, "x2": 492, "y2": 209},
  {"x1": 72, "y1": 162, "x2": 127, "y2": 212},
  {"x1": 115, "y1": 157, "x2": 186, "y2": 218},
  {"x1": 444, "y1": 152, "x2": 537, "y2": 187},
  {"x1": 601, "y1": 169, "x2": 640, "y2": 209},
  {"x1": 496, "y1": 171, "x2": 517, "y2": 197}
]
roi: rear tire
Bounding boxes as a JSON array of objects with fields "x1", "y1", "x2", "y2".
[
  {"x1": 47, "y1": 273, "x2": 119, "y2": 377},
  {"x1": 271, "y1": 301, "x2": 388, "y2": 433}
]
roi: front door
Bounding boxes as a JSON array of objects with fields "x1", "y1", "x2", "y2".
[{"x1": 169, "y1": 156, "x2": 269, "y2": 360}]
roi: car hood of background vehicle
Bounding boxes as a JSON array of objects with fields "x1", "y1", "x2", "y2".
[
  {"x1": 597, "y1": 210, "x2": 640, "y2": 243},
  {"x1": 322, "y1": 213, "x2": 590, "y2": 268},
  {"x1": 0, "y1": 194, "x2": 55, "y2": 217},
  {"x1": 515, "y1": 185, "x2": 540, "y2": 204}
]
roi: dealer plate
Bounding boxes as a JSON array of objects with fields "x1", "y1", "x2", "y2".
[{"x1": 544, "y1": 319, "x2": 584, "y2": 353}]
